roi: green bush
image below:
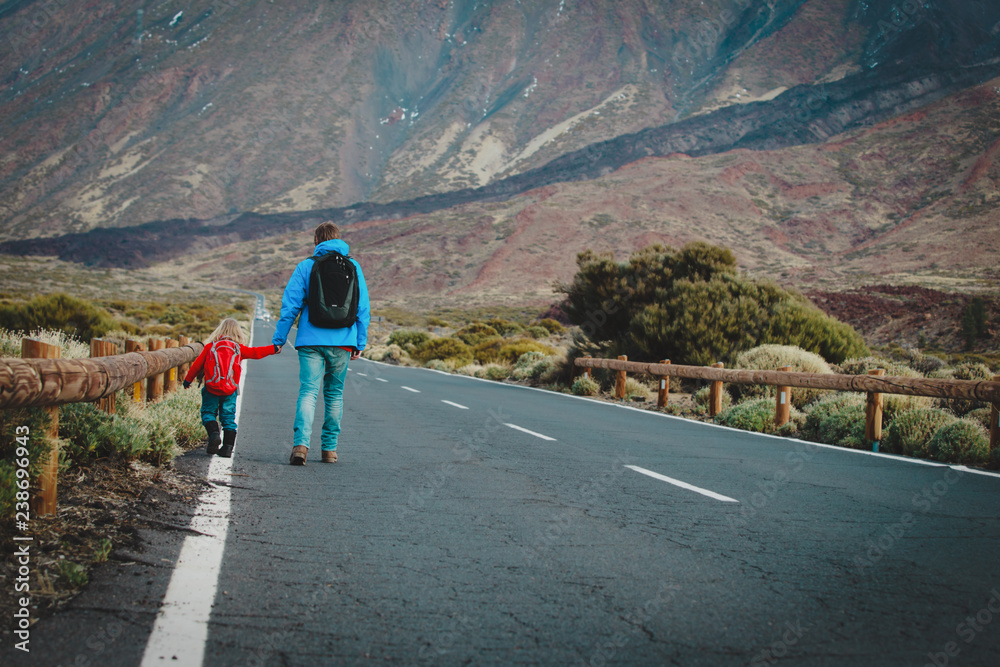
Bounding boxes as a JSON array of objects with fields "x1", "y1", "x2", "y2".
[
  {"x1": 485, "y1": 318, "x2": 523, "y2": 336},
  {"x1": 363, "y1": 344, "x2": 409, "y2": 364},
  {"x1": 882, "y1": 408, "x2": 957, "y2": 457},
  {"x1": 622, "y1": 377, "x2": 651, "y2": 400},
  {"x1": 693, "y1": 385, "x2": 733, "y2": 412},
  {"x1": 474, "y1": 364, "x2": 511, "y2": 381},
  {"x1": 715, "y1": 398, "x2": 802, "y2": 435},
  {"x1": 0, "y1": 293, "x2": 116, "y2": 341},
  {"x1": 413, "y1": 337, "x2": 473, "y2": 366},
  {"x1": 803, "y1": 394, "x2": 866, "y2": 448},
  {"x1": 495, "y1": 339, "x2": 557, "y2": 364},
  {"x1": 965, "y1": 408, "x2": 992, "y2": 434},
  {"x1": 733, "y1": 344, "x2": 833, "y2": 408},
  {"x1": 925, "y1": 419, "x2": 989, "y2": 465},
  {"x1": 59, "y1": 402, "x2": 114, "y2": 466},
  {"x1": 572, "y1": 375, "x2": 600, "y2": 396},
  {"x1": 0, "y1": 407, "x2": 55, "y2": 520},
  {"x1": 387, "y1": 329, "x2": 431, "y2": 352},
  {"x1": 536, "y1": 318, "x2": 566, "y2": 335},
  {"x1": 560, "y1": 242, "x2": 867, "y2": 366},
  {"x1": 144, "y1": 387, "x2": 203, "y2": 449},
  {"x1": 526, "y1": 325, "x2": 551, "y2": 339},
  {"x1": 454, "y1": 323, "x2": 499, "y2": 346}
]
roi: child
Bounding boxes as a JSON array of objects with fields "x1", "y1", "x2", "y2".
[{"x1": 183, "y1": 318, "x2": 280, "y2": 457}]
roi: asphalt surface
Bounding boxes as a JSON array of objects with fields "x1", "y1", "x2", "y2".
[{"x1": 10, "y1": 319, "x2": 1000, "y2": 665}]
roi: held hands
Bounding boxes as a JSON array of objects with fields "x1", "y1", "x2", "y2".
[{"x1": 274, "y1": 344, "x2": 282, "y2": 354}]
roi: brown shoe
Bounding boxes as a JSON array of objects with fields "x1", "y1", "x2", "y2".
[
  {"x1": 289, "y1": 445, "x2": 308, "y2": 466},
  {"x1": 321, "y1": 450, "x2": 338, "y2": 463}
]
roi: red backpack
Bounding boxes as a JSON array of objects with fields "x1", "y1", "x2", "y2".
[{"x1": 204, "y1": 339, "x2": 241, "y2": 395}]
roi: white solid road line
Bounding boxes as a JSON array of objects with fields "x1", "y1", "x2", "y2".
[
  {"x1": 441, "y1": 400, "x2": 469, "y2": 409},
  {"x1": 505, "y1": 423, "x2": 557, "y2": 441},
  {"x1": 141, "y1": 331, "x2": 255, "y2": 665},
  {"x1": 626, "y1": 465, "x2": 739, "y2": 503},
  {"x1": 401, "y1": 386, "x2": 420, "y2": 393}
]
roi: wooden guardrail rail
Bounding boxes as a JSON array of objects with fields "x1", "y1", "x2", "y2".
[
  {"x1": 3, "y1": 338, "x2": 204, "y2": 516},
  {"x1": 1, "y1": 340, "x2": 203, "y2": 410},
  {"x1": 575, "y1": 356, "x2": 1000, "y2": 451}
]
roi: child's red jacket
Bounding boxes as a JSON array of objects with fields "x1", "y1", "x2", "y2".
[{"x1": 184, "y1": 337, "x2": 278, "y2": 395}]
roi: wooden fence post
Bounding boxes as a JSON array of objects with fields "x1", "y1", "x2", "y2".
[
  {"x1": 709, "y1": 362, "x2": 724, "y2": 417},
  {"x1": 775, "y1": 365, "x2": 792, "y2": 427},
  {"x1": 582, "y1": 355, "x2": 591, "y2": 381},
  {"x1": 866, "y1": 368, "x2": 886, "y2": 451},
  {"x1": 147, "y1": 338, "x2": 165, "y2": 402},
  {"x1": 164, "y1": 338, "x2": 179, "y2": 394},
  {"x1": 991, "y1": 375, "x2": 999, "y2": 454},
  {"x1": 657, "y1": 360, "x2": 671, "y2": 408},
  {"x1": 90, "y1": 338, "x2": 119, "y2": 414},
  {"x1": 125, "y1": 339, "x2": 146, "y2": 402},
  {"x1": 178, "y1": 335, "x2": 191, "y2": 381},
  {"x1": 615, "y1": 355, "x2": 628, "y2": 400},
  {"x1": 23, "y1": 339, "x2": 60, "y2": 517}
]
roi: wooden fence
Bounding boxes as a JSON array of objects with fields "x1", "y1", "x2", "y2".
[
  {"x1": 2, "y1": 336, "x2": 203, "y2": 516},
  {"x1": 575, "y1": 356, "x2": 1000, "y2": 452}
]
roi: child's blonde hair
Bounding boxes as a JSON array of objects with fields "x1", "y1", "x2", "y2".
[{"x1": 205, "y1": 318, "x2": 246, "y2": 346}]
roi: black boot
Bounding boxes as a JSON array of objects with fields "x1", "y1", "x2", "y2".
[
  {"x1": 219, "y1": 429, "x2": 237, "y2": 458},
  {"x1": 205, "y1": 421, "x2": 222, "y2": 455}
]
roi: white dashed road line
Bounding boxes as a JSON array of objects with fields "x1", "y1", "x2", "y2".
[
  {"x1": 626, "y1": 465, "x2": 739, "y2": 503},
  {"x1": 401, "y1": 386, "x2": 420, "y2": 393},
  {"x1": 504, "y1": 423, "x2": 556, "y2": 441},
  {"x1": 441, "y1": 400, "x2": 469, "y2": 409}
]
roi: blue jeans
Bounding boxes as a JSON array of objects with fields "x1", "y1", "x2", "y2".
[
  {"x1": 294, "y1": 347, "x2": 350, "y2": 450},
  {"x1": 201, "y1": 387, "x2": 238, "y2": 431}
]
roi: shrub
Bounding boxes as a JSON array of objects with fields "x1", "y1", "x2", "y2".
[
  {"x1": 838, "y1": 356, "x2": 934, "y2": 420},
  {"x1": 942, "y1": 362, "x2": 993, "y2": 415},
  {"x1": 59, "y1": 402, "x2": 114, "y2": 467},
  {"x1": 965, "y1": 408, "x2": 992, "y2": 434},
  {"x1": 0, "y1": 327, "x2": 91, "y2": 359},
  {"x1": 536, "y1": 318, "x2": 566, "y2": 335},
  {"x1": 454, "y1": 323, "x2": 499, "y2": 346},
  {"x1": 143, "y1": 387, "x2": 203, "y2": 450},
  {"x1": 485, "y1": 318, "x2": 523, "y2": 336},
  {"x1": 882, "y1": 408, "x2": 957, "y2": 457},
  {"x1": 693, "y1": 385, "x2": 733, "y2": 412},
  {"x1": 572, "y1": 375, "x2": 600, "y2": 396},
  {"x1": 526, "y1": 326, "x2": 551, "y2": 339},
  {"x1": 803, "y1": 394, "x2": 866, "y2": 447},
  {"x1": 473, "y1": 338, "x2": 505, "y2": 364},
  {"x1": 715, "y1": 398, "x2": 802, "y2": 435},
  {"x1": 495, "y1": 339, "x2": 557, "y2": 364},
  {"x1": 412, "y1": 337, "x2": 473, "y2": 366},
  {"x1": 0, "y1": 293, "x2": 116, "y2": 341},
  {"x1": 475, "y1": 364, "x2": 511, "y2": 381},
  {"x1": 0, "y1": 406, "x2": 55, "y2": 520},
  {"x1": 364, "y1": 344, "x2": 409, "y2": 364},
  {"x1": 622, "y1": 377, "x2": 651, "y2": 401},
  {"x1": 387, "y1": 329, "x2": 431, "y2": 352},
  {"x1": 424, "y1": 359, "x2": 450, "y2": 371},
  {"x1": 925, "y1": 419, "x2": 989, "y2": 465},
  {"x1": 733, "y1": 345, "x2": 833, "y2": 408}
]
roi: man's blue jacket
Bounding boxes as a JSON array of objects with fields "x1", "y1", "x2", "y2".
[{"x1": 272, "y1": 239, "x2": 370, "y2": 351}]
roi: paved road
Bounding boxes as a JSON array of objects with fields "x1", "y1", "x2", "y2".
[{"x1": 12, "y1": 320, "x2": 1000, "y2": 665}]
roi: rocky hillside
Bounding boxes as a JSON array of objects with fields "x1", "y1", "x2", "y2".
[{"x1": 3, "y1": 0, "x2": 998, "y2": 242}]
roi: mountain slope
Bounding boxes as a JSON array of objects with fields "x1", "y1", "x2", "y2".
[{"x1": 3, "y1": 0, "x2": 998, "y2": 241}]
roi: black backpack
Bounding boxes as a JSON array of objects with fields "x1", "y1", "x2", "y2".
[{"x1": 307, "y1": 251, "x2": 360, "y2": 328}]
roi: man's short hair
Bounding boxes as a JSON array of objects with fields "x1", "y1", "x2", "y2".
[{"x1": 314, "y1": 222, "x2": 341, "y2": 244}]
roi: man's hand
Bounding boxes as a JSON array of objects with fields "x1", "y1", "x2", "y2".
[{"x1": 350, "y1": 349, "x2": 361, "y2": 361}]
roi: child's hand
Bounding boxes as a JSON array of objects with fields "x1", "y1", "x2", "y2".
[{"x1": 183, "y1": 380, "x2": 191, "y2": 389}]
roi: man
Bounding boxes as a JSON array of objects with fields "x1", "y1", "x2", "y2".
[{"x1": 273, "y1": 222, "x2": 370, "y2": 465}]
